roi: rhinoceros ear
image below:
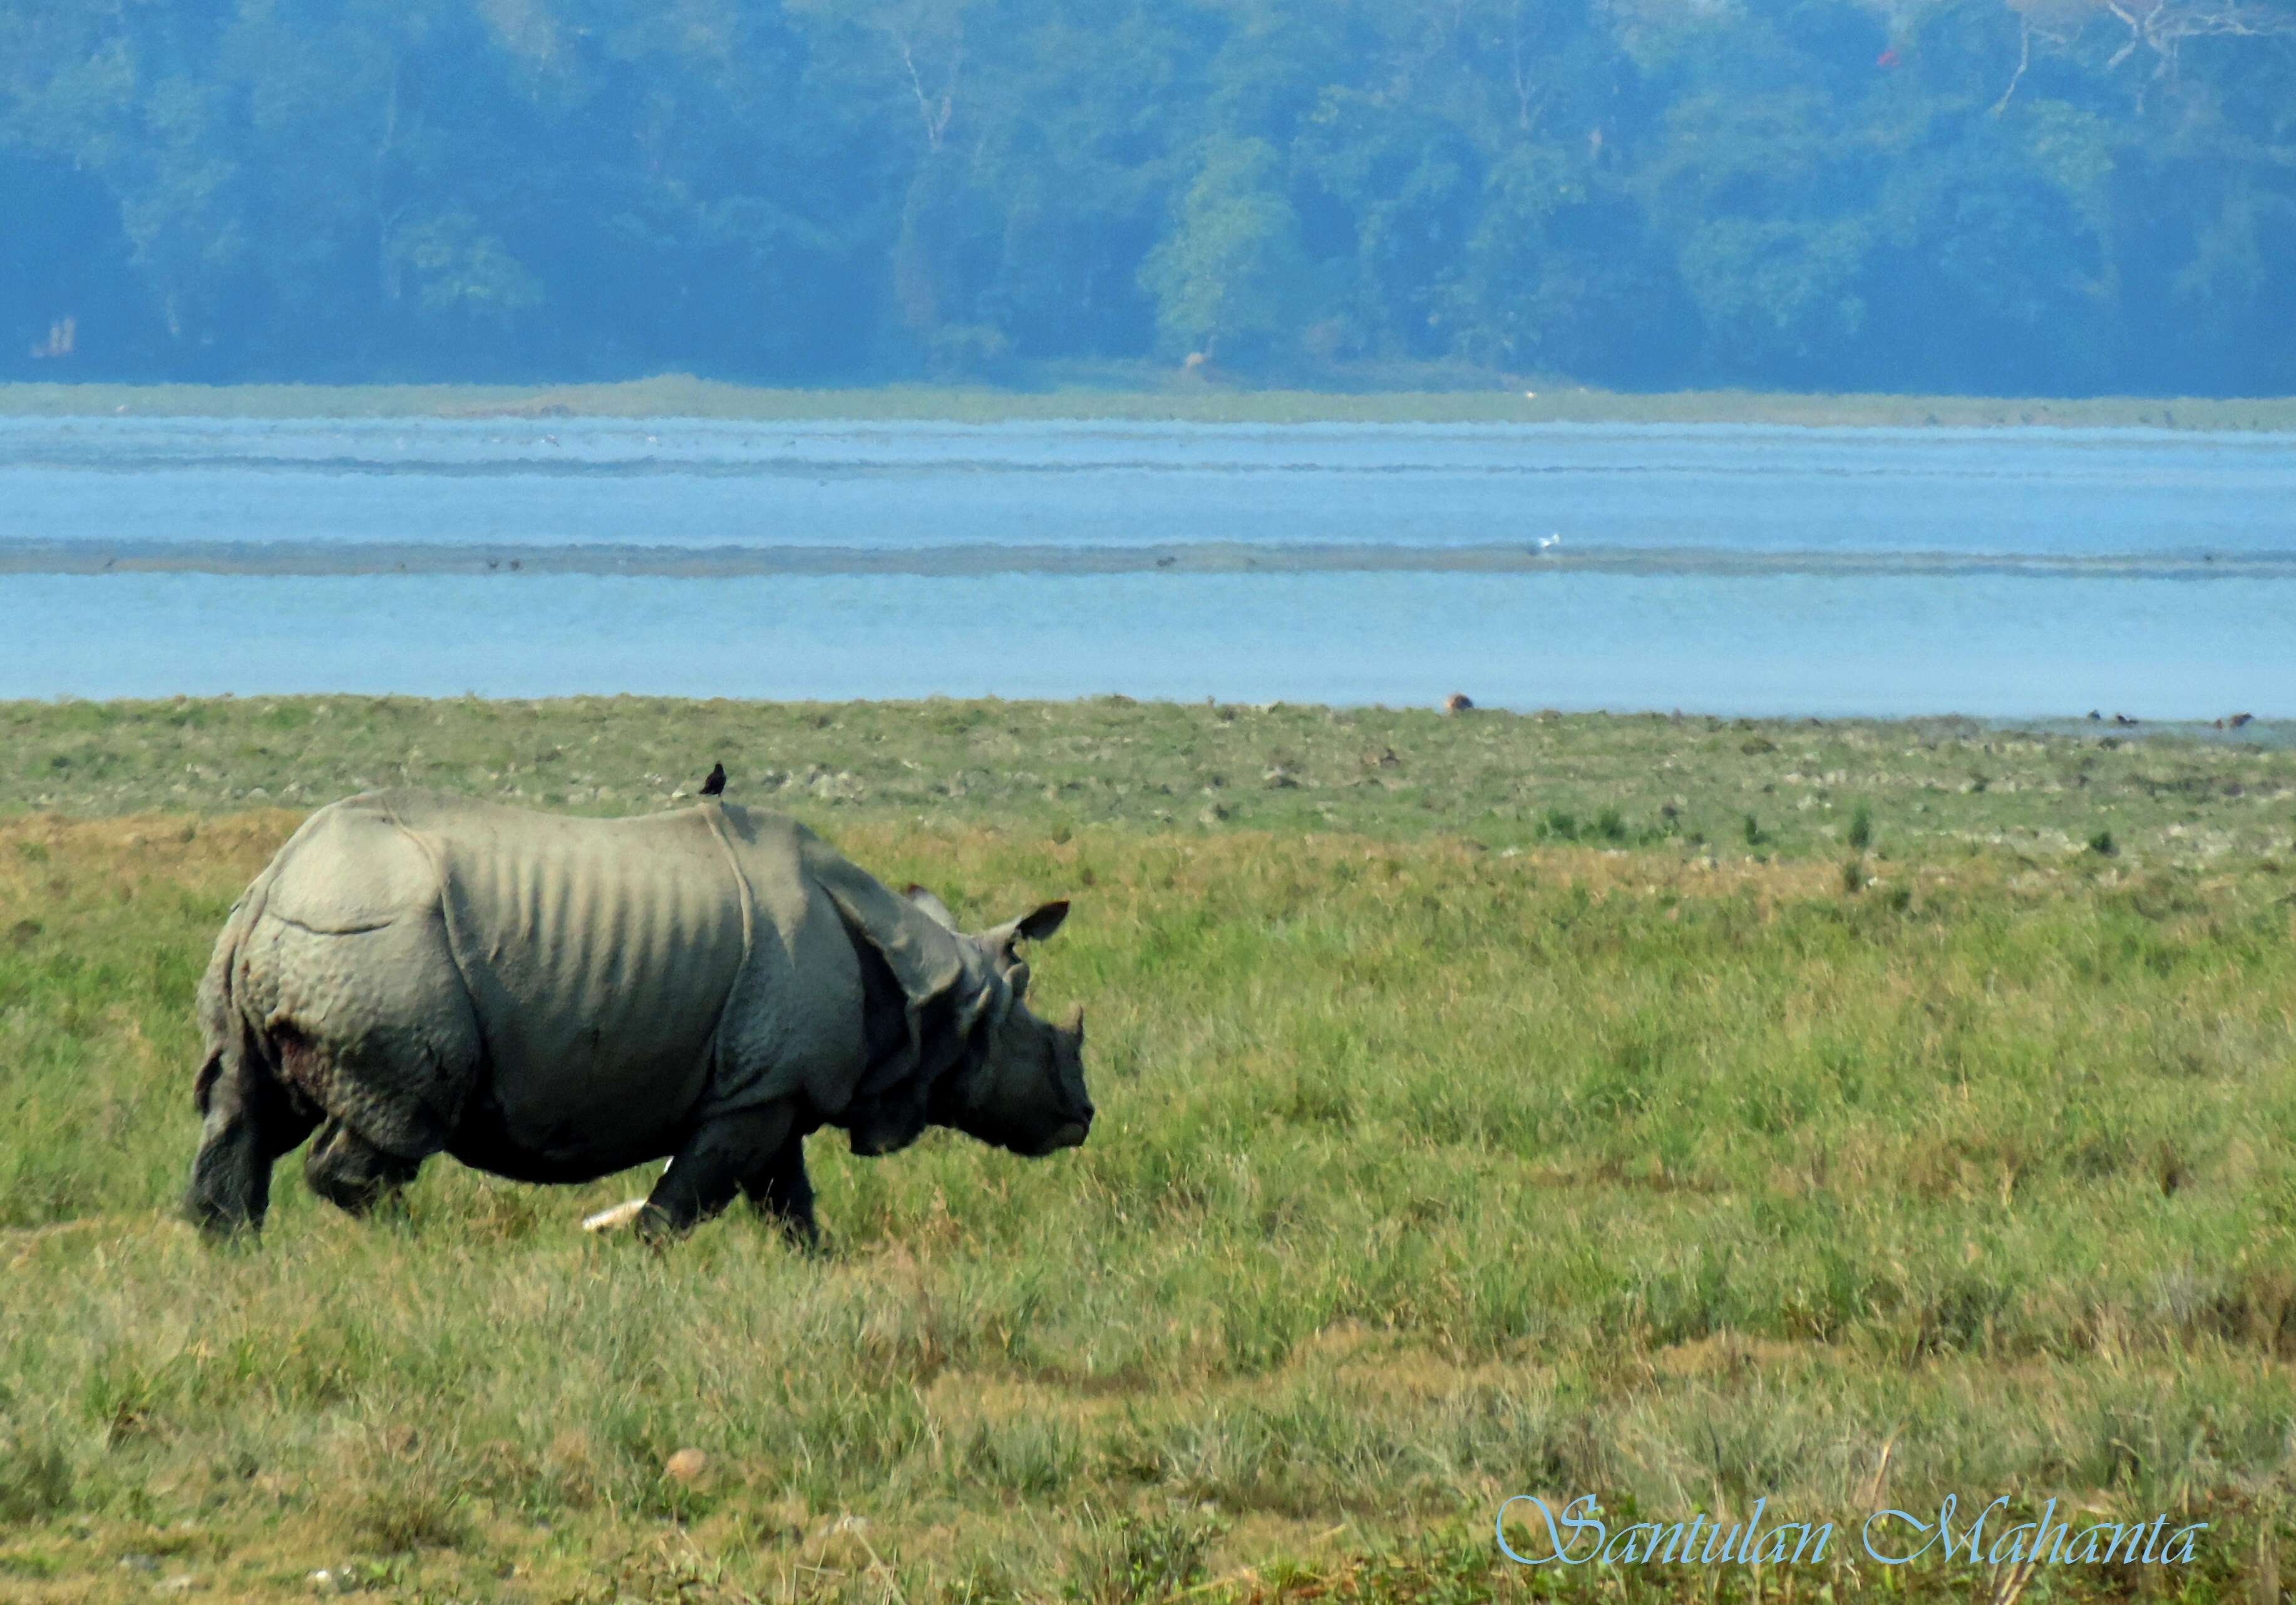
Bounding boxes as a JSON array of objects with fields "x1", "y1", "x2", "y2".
[
  {"x1": 1016, "y1": 900, "x2": 1069, "y2": 941},
  {"x1": 990, "y1": 900, "x2": 1069, "y2": 949},
  {"x1": 902, "y1": 884, "x2": 961, "y2": 931}
]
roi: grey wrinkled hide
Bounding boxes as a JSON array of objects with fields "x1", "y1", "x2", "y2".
[{"x1": 198, "y1": 791, "x2": 1013, "y2": 1186}]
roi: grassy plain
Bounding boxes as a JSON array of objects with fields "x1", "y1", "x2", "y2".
[
  {"x1": 2, "y1": 374, "x2": 2292, "y2": 431},
  {"x1": 5, "y1": 699, "x2": 2296, "y2": 1602}
]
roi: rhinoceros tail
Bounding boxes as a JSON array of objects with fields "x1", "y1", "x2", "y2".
[
  {"x1": 193, "y1": 838, "x2": 295, "y2": 1115},
  {"x1": 193, "y1": 901, "x2": 256, "y2": 1115},
  {"x1": 186, "y1": 858, "x2": 312, "y2": 1234}
]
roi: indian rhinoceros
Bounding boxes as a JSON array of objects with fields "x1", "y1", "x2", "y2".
[{"x1": 183, "y1": 790, "x2": 1090, "y2": 1243}]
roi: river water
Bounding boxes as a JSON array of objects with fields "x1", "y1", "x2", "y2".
[{"x1": 1, "y1": 415, "x2": 2288, "y2": 715}]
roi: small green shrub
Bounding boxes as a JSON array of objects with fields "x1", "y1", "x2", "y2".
[
  {"x1": 346, "y1": 1470, "x2": 474, "y2": 1552},
  {"x1": 0, "y1": 1430, "x2": 73, "y2": 1523},
  {"x1": 1071, "y1": 1511, "x2": 1220, "y2": 1605}
]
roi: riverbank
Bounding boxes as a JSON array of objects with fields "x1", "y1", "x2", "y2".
[
  {"x1": 6, "y1": 697, "x2": 2292, "y2": 862},
  {"x1": 4, "y1": 374, "x2": 2293, "y2": 430}
]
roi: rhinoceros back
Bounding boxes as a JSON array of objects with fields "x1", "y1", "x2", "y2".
[{"x1": 371, "y1": 793, "x2": 751, "y2": 1164}]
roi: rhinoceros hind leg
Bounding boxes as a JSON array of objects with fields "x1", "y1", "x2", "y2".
[
  {"x1": 635, "y1": 1103, "x2": 796, "y2": 1244},
  {"x1": 185, "y1": 1051, "x2": 321, "y2": 1238},
  {"x1": 739, "y1": 1133, "x2": 820, "y2": 1251},
  {"x1": 304, "y1": 1118, "x2": 428, "y2": 1217}
]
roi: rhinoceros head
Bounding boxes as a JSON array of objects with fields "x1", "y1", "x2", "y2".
[{"x1": 906, "y1": 890, "x2": 1094, "y2": 1157}]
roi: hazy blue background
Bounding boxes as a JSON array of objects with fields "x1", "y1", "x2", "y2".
[
  {"x1": 4, "y1": 418, "x2": 2290, "y2": 715},
  {"x1": 2, "y1": 416, "x2": 2289, "y2": 557},
  {"x1": 9, "y1": 565, "x2": 2292, "y2": 717},
  {"x1": 6, "y1": 1, "x2": 2291, "y2": 713},
  {"x1": 4, "y1": 0, "x2": 2293, "y2": 396}
]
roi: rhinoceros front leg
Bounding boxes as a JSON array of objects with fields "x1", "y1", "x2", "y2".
[
  {"x1": 635, "y1": 1102, "x2": 797, "y2": 1244},
  {"x1": 304, "y1": 1118, "x2": 427, "y2": 1217},
  {"x1": 739, "y1": 1129, "x2": 821, "y2": 1251},
  {"x1": 185, "y1": 1050, "x2": 321, "y2": 1238}
]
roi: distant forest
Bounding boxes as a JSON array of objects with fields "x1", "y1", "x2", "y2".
[{"x1": 3, "y1": 0, "x2": 2292, "y2": 395}]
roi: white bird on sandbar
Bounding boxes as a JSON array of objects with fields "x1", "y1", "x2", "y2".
[{"x1": 1537, "y1": 532, "x2": 1562, "y2": 552}]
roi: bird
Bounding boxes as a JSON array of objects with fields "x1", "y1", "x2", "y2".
[
  {"x1": 701, "y1": 762, "x2": 726, "y2": 796},
  {"x1": 2229, "y1": 712, "x2": 2255, "y2": 729},
  {"x1": 1537, "y1": 533, "x2": 1562, "y2": 553},
  {"x1": 1444, "y1": 692, "x2": 1475, "y2": 714}
]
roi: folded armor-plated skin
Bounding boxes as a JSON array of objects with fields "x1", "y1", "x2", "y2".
[{"x1": 209, "y1": 790, "x2": 1002, "y2": 1182}]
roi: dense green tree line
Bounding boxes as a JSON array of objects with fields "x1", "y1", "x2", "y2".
[{"x1": 3, "y1": 0, "x2": 2291, "y2": 394}]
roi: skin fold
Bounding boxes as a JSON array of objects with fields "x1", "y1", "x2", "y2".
[{"x1": 184, "y1": 791, "x2": 1090, "y2": 1244}]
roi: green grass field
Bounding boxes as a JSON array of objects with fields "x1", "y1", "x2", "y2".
[
  {"x1": 3, "y1": 374, "x2": 2292, "y2": 431},
  {"x1": 5, "y1": 699, "x2": 2296, "y2": 1602}
]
